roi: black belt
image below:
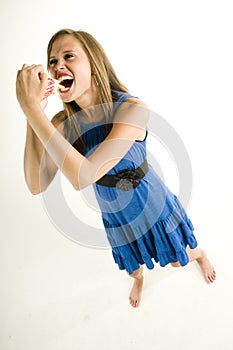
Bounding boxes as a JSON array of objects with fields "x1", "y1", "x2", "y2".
[{"x1": 96, "y1": 159, "x2": 148, "y2": 191}]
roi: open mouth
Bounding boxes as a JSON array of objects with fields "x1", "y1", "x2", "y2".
[{"x1": 58, "y1": 75, "x2": 74, "y2": 93}]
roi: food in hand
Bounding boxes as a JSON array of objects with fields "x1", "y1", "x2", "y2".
[{"x1": 43, "y1": 77, "x2": 67, "y2": 99}]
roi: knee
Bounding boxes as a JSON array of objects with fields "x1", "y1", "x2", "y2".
[
  {"x1": 170, "y1": 262, "x2": 181, "y2": 268},
  {"x1": 129, "y1": 267, "x2": 142, "y2": 278}
]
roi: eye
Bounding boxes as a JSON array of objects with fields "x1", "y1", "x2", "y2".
[
  {"x1": 49, "y1": 58, "x2": 57, "y2": 66},
  {"x1": 64, "y1": 53, "x2": 74, "y2": 60}
]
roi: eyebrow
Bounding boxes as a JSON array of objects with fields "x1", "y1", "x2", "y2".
[{"x1": 49, "y1": 49, "x2": 77, "y2": 59}]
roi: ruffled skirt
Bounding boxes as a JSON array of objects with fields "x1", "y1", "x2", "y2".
[{"x1": 102, "y1": 198, "x2": 197, "y2": 275}]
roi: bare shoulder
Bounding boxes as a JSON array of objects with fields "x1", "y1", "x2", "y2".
[
  {"x1": 113, "y1": 97, "x2": 149, "y2": 127},
  {"x1": 121, "y1": 97, "x2": 148, "y2": 110}
]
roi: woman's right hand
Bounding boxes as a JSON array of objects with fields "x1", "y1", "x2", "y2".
[{"x1": 16, "y1": 64, "x2": 48, "y2": 113}]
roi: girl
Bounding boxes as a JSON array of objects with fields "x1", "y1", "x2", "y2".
[{"x1": 16, "y1": 29, "x2": 216, "y2": 308}]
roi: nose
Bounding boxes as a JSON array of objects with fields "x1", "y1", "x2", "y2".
[{"x1": 54, "y1": 58, "x2": 66, "y2": 71}]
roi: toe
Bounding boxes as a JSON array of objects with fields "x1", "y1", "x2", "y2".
[
  {"x1": 206, "y1": 276, "x2": 211, "y2": 283},
  {"x1": 212, "y1": 272, "x2": 216, "y2": 281},
  {"x1": 130, "y1": 297, "x2": 139, "y2": 308},
  {"x1": 207, "y1": 273, "x2": 214, "y2": 283},
  {"x1": 207, "y1": 271, "x2": 216, "y2": 283},
  {"x1": 130, "y1": 297, "x2": 136, "y2": 307}
]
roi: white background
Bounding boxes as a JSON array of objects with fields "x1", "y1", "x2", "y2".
[{"x1": 1, "y1": 0, "x2": 233, "y2": 349}]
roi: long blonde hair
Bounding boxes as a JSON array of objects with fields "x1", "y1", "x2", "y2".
[{"x1": 47, "y1": 29, "x2": 129, "y2": 151}]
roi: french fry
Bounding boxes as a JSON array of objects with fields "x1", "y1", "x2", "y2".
[{"x1": 43, "y1": 77, "x2": 66, "y2": 99}]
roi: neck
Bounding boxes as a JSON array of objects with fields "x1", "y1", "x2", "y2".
[
  {"x1": 75, "y1": 79, "x2": 100, "y2": 109},
  {"x1": 75, "y1": 82, "x2": 104, "y2": 123}
]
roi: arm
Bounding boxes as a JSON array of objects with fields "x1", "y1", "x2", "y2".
[
  {"x1": 23, "y1": 111, "x2": 65, "y2": 195},
  {"x1": 17, "y1": 65, "x2": 149, "y2": 191}
]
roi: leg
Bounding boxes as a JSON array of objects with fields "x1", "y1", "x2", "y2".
[
  {"x1": 128, "y1": 266, "x2": 144, "y2": 308},
  {"x1": 171, "y1": 247, "x2": 216, "y2": 284}
]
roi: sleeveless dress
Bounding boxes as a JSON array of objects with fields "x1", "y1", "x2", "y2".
[{"x1": 79, "y1": 93, "x2": 198, "y2": 274}]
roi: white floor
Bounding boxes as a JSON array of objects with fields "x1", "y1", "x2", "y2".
[
  {"x1": 2, "y1": 1, "x2": 233, "y2": 348},
  {"x1": 1, "y1": 185, "x2": 232, "y2": 350}
]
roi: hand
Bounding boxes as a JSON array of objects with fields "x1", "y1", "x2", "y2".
[
  {"x1": 40, "y1": 98, "x2": 48, "y2": 110},
  {"x1": 16, "y1": 64, "x2": 48, "y2": 112}
]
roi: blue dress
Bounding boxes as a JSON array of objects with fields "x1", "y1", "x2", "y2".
[{"x1": 79, "y1": 93, "x2": 198, "y2": 274}]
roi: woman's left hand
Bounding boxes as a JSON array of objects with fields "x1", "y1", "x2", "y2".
[{"x1": 16, "y1": 64, "x2": 48, "y2": 113}]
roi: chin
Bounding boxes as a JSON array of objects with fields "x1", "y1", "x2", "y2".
[
  {"x1": 60, "y1": 93, "x2": 76, "y2": 104},
  {"x1": 61, "y1": 97, "x2": 74, "y2": 104}
]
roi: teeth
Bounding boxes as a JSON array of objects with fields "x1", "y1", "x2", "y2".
[{"x1": 58, "y1": 75, "x2": 73, "y2": 82}]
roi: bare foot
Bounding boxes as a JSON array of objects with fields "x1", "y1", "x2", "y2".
[
  {"x1": 129, "y1": 274, "x2": 144, "y2": 308},
  {"x1": 196, "y1": 250, "x2": 216, "y2": 284}
]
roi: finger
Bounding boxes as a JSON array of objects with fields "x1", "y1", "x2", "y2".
[
  {"x1": 39, "y1": 71, "x2": 48, "y2": 83},
  {"x1": 21, "y1": 64, "x2": 38, "y2": 72},
  {"x1": 19, "y1": 64, "x2": 45, "y2": 81},
  {"x1": 26, "y1": 64, "x2": 45, "y2": 79},
  {"x1": 21, "y1": 64, "x2": 36, "y2": 70},
  {"x1": 17, "y1": 64, "x2": 35, "y2": 79}
]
